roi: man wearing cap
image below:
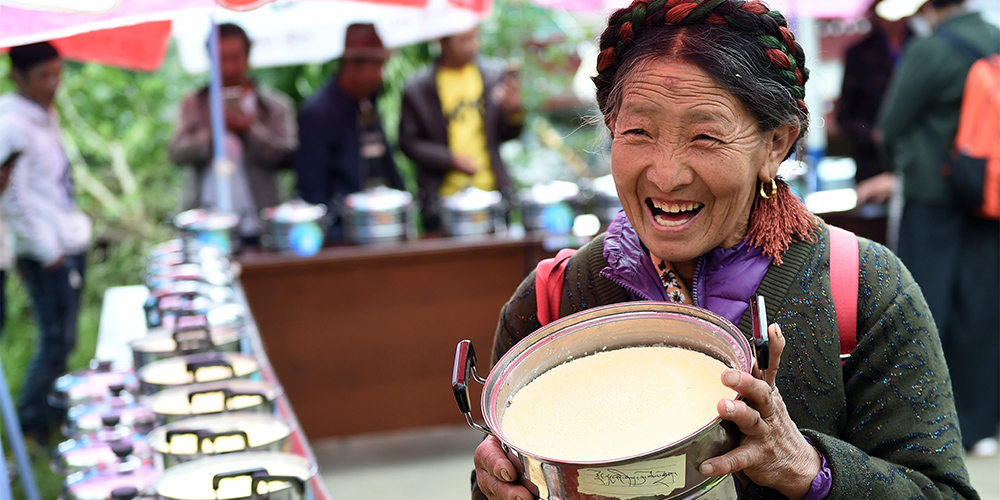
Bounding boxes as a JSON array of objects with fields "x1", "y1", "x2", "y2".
[
  {"x1": 399, "y1": 25, "x2": 523, "y2": 232},
  {"x1": 295, "y1": 23, "x2": 405, "y2": 240},
  {"x1": 0, "y1": 41, "x2": 91, "y2": 443},
  {"x1": 169, "y1": 23, "x2": 297, "y2": 248}
]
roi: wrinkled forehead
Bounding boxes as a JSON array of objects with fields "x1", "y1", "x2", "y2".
[{"x1": 611, "y1": 58, "x2": 752, "y2": 124}]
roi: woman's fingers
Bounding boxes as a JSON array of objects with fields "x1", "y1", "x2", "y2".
[
  {"x1": 474, "y1": 436, "x2": 532, "y2": 500},
  {"x1": 765, "y1": 323, "x2": 785, "y2": 388}
]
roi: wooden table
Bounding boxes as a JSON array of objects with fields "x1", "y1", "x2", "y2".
[{"x1": 237, "y1": 234, "x2": 556, "y2": 439}]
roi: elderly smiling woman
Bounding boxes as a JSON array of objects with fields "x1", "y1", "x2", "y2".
[{"x1": 470, "y1": 0, "x2": 979, "y2": 499}]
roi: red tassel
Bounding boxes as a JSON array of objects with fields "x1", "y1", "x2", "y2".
[{"x1": 745, "y1": 180, "x2": 818, "y2": 265}]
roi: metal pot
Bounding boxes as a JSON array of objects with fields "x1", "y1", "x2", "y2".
[
  {"x1": 130, "y1": 315, "x2": 244, "y2": 371},
  {"x1": 452, "y1": 302, "x2": 753, "y2": 500},
  {"x1": 137, "y1": 352, "x2": 259, "y2": 395},
  {"x1": 173, "y1": 209, "x2": 241, "y2": 256},
  {"x1": 148, "y1": 413, "x2": 293, "y2": 469},
  {"x1": 53, "y1": 433, "x2": 153, "y2": 475},
  {"x1": 49, "y1": 361, "x2": 139, "y2": 410},
  {"x1": 153, "y1": 452, "x2": 316, "y2": 500},
  {"x1": 518, "y1": 180, "x2": 581, "y2": 232},
  {"x1": 144, "y1": 380, "x2": 282, "y2": 425},
  {"x1": 260, "y1": 200, "x2": 328, "y2": 253},
  {"x1": 61, "y1": 442, "x2": 159, "y2": 500},
  {"x1": 341, "y1": 186, "x2": 416, "y2": 245},
  {"x1": 440, "y1": 188, "x2": 505, "y2": 237},
  {"x1": 65, "y1": 389, "x2": 156, "y2": 439}
]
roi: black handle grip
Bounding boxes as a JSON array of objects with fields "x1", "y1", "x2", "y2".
[
  {"x1": 186, "y1": 354, "x2": 234, "y2": 381},
  {"x1": 251, "y1": 475, "x2": 305, "y2": 499},
  {"x1": 213, "y1": 468, "x2": 269, "y2": 492},
  {"x1": 187, "y1": 387, "x2": 227, "y2": 405},
  {"x1": 200, "y1": 430, "x2": 250, "y2": 452},
  {"x1": 173, "y1": 328, "x2": 213, "y2": 352},
  {"x1": 452, "y1": 340, "x2": 477, "y2": 415},
  {"x1": 165, "y1": 428, "x2": 200, "y2": 444},
  {"x1": 173, "y1": 313, "x2": 209, "y2": 332},
  {"x1": 101, "y1": 414, "x2": 121, "y2": 428},
  {"x1": 224, "y1": 390, "x2": 266, "y2": 409}
]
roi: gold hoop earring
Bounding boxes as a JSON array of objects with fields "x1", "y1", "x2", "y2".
[{"x1": 759, "y1": 179, "x2": 777, "y2": 199}]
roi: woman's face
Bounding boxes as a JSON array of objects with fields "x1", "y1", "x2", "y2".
[{"x1": 610, "y1": 59, "x2": 794, "y2": 269}]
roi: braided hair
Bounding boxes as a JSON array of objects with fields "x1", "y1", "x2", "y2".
[
  {"x1": 593, "y1": 0, "x2": 818, "y2": 263},
  {"x1": 594, "y1": 0, "x2": 809, "y2": 159}
]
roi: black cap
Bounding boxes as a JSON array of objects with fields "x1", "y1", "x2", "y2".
[{"x1": 8, "y1": 42, "x2": 59, "y2": 72}]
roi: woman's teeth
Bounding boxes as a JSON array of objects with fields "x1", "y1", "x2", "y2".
[
  {"x1": 649, "y1": 200, "x2": 703, "y2": 227},
  {"x1": 652, "y1": 201, "x2": 699, "y2": 213}
]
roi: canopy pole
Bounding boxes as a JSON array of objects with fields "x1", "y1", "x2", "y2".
[
  {"x1": 207, "y1": 16, "x2": 233, "y2": 213},
  {"x1": 0, "y1": 353, "x2": 40, "y2": 500}
]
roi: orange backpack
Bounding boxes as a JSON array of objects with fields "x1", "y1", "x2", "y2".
[{"x1": 940, "y1": 33, "x2": 1000, "y2": 220}]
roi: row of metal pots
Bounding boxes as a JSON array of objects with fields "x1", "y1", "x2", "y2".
[
  {"x1": 338, "y1": 177, "x2": 623, "y2": 243},
  {"x1": 54, "y1": 236, "x2": 317, "y2": 500}
]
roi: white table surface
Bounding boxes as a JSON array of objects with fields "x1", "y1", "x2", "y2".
[{"x1": 95, "y1": 285, "x2": 149, "y2": 370}]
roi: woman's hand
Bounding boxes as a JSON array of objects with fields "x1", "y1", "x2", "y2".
[
  {"x1": 699, "y1": 324, "x2": 823, "y2": 500},
  {"x1": 474, "y1": 435, "x2": 533, "y2": 500}
]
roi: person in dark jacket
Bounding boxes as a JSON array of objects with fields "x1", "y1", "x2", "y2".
[
  {"x1": 398, "y1": 25, "x2": 523, "y2": 231},
  {"x1": 836, "y1": 0, "x2": 910, "y2": 206},
  {"x1": 877, "y1": 0, "x2": 1000, "y2": 458},
  {"x1": 295, "y1": 23, "x2": 404, "y2": 240}
]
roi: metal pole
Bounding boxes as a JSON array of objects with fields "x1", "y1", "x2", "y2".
[
  {"x1": 208, "y1": 15, "x2": 233, "y2": 213},
  {"x1": 0, "y1": 423, "x2": 12, "y2": 500},
  {"x1": 0, "y1": 353, "x2": 40, "y2": 500}
]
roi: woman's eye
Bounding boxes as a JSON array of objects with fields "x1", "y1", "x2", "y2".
[
  {"x1": 624, "y1": 128, "x2": 647, "y2": 136},
  {"x1": 694, "y1": 134, "x2": 718, "y2": 142}
]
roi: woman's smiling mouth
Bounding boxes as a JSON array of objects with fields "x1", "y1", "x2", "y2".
[{"x1": 647, "y1": 198, "x2": 704, "y2": 227}]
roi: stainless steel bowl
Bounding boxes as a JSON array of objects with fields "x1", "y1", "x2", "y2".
[{"x1": 453, "y1": 302, "x2": 753, "y2": 500}]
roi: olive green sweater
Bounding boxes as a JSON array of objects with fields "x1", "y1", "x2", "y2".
[{"x1": 479, "y1": 224, "x2": 978, "y2": 499}]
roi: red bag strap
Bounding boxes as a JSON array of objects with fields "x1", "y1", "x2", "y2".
[
  {"x1": 535, "y1": 248, "x2": 578, "y2": 326},
  {"x1": 828, "y1": 225, "x2": 859, "y2": 357}
]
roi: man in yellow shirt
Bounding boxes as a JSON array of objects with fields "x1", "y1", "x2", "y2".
[{"x1": 399, "y1": 25, "x2": 523, "y2": 231}]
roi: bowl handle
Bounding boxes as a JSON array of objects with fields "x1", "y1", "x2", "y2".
[{"x1": 452, "y1": 340, "x2": 493, "y2": 436}]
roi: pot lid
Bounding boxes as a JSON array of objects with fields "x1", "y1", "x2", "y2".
[
  {"x1": 442, "y1": 188, "x2": 503, "y2": 211},
  {"x1": 146, "y1": 380, "x2": 282, "y2": 417},
  {"x1": 519, "y1": 180, "x2": 580, "y2": 205},
  {"x1": 148, "y1": 413, "x2": 292, "y2": 456},
  {"x1": 129, "y1": 324, "x2": 241, "y2": 355},
  {"x1": 137, "y1": 353, "x2": 259, "y2": 388},
  {"x1": 63, "y1": 457, "x2": 159, "y2": 500},
  {"x1": 174, "y1": 209, "x2": 240, "y2": 232},
  {"x1": 344, "y1": 186, "x2": 412, "y2": 212},
  {"x1": 55, "y1": 434, "x2": 153, "y2": 474},
  {"x1": 155, "y1": 452, "x2": 316, "y2": 500},
  {"x1": 68, "y1": 401, "x2": 156, "y2": 434},
  {"x1": 260, "y1": 199, "x2": 327, "y2": 223},
  {"x1": 52, "y1": 367, "x2": 139, "y2": 408}
]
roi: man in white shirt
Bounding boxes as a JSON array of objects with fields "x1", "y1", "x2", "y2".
[{"x1": 0, "y1": 42, "x2": 91, "y2": 443}]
